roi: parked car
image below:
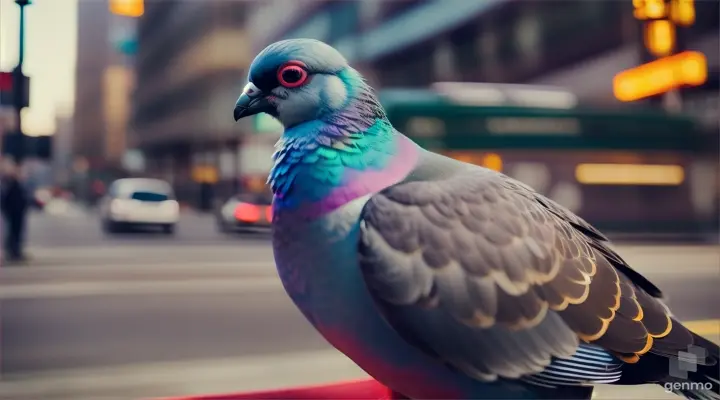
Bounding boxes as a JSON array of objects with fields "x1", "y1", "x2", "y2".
[
  {"x1": 99, "y1": 178, "x2": 179, "y2": 234},
  {"x1": 215, "y1": 192, "x2": 272, "y2": 233}
]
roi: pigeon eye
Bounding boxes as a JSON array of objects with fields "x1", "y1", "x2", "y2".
[{"x1": 277, "y1": 63, "x2": 308, "y2": 88}]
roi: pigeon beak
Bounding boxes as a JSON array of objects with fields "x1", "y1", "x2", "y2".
[{"x1": 234, "y1": 82, "x2": 273, "y2": 121}]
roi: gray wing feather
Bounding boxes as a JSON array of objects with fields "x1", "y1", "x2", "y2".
[{"x1": 358, "y1": 169, "x2": 687, "y2": 382}]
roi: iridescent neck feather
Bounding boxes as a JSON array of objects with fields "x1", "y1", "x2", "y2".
[{"x1": 268, "y1": 68, "x2": 417, "y2": 216}]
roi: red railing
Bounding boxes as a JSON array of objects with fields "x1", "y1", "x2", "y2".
[{"x1": 158, "y1": 378, "x2": 401, "y2": 400}]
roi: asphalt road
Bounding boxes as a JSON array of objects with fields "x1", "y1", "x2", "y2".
[
  {"x1": 0, "y1": 211, "x2": 718, "y2": 400},
  {"x1": 26, "y1": 206, "x2": 270, "y2": 247}
]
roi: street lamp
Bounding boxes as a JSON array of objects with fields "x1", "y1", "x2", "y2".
[{"x1": 10, "y1": 0, "x2": 31, "y2": 163}]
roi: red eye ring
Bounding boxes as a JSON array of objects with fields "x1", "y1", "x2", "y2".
[{"x1": 277, "y1": 62, "x2": 308, "y2": 88}]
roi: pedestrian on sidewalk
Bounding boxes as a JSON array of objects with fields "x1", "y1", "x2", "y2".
[{"x1": 1, "y1": 159, "x2": 29, "y2": 263}]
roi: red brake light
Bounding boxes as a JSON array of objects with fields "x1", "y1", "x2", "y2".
[
  {"x1": 234, "y1": 202, "x2": 260, "y2": 222},
  {"x1": 265, "y1": 205, "x2": 273, "y2": 222}
]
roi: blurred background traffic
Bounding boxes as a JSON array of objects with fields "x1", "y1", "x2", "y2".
[{"x1": 0, "y1": 1, "x2": 718, "y2": 399}]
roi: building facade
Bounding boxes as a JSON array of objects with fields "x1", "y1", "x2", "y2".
[
  {"x1": 245, "y1": 0, "x2": 719, "y2": 236},
  {"x1": 248, "y1": 0, "x2": 718, "y2": 110},
  {"x1": 132, "y1": 0, "x2": 260, "y2": 207},
  {"x1": 52, "y1": 114, "x2": 74, "y2": 187},
  {"x1": 73, "y1": 0, "x2": 136, "y2": 177}
]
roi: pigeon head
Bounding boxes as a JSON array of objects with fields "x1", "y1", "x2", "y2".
[
  {"x1": 234, "y1": 38, "x2": 372, "y2": 129},
  {"x1": 236, "y1": 39, "x2": 412, "y2": 214}
]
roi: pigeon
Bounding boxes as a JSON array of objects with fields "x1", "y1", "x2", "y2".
[{"x1": 233, "y1": 38, "x2": 720, "y2": 400}]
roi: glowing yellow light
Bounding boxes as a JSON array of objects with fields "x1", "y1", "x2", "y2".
[
  {"x1": 109, "y1": 0, "x2": 144, "y2": 17},
  {"x1": 633, "y1": 0, "x2": 645, "y2": 19},
  {"x1": 633, "y1": 0, "x2": 668, "y2": 20},
  {"x1": 191, "y1": 166, "x2": 218, "y2": 184},
  {"x1": 575, "y1": 164, "x2": 685, "y2": 186},
  {"x1": 671, "y1": 0, "x2": 695, "y2": 26},
  {"x1": 455, "y1": 155, "x2": 475, "y2": 164},
  {"x1": 613, "y1": 51, "x2": 707, "y2": 102},
  {"x1": 481, "y1": 153, "x2": 503, "y2": 172},
  {"x1": 680, "y1": 56, "x2": 707, "y2": 85},
  {"x1": 646, "y1": 0, "x2": 667, "y2": 18},
  {"x1": 645, "y1": 20, "x2": 675, "y2": 57}
]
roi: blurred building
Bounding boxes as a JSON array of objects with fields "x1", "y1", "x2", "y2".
[
  {"x1": 248, "y1": 0, "x2": 718, "y2": 110},
  {"x1": 73, "y1": 0, "x2": 136, "y2": 179},
  {"x1": 132, "y1": 1, "x2": 255, "y2": 208},
  {"x1": 245, "y1": 0, "x2": 718, "y2": 238},
  {"x1": 52, "y1": 114, "x2": 74, "y2": 187}
]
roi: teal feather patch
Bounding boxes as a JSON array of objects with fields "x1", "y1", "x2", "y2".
[
  {"x1": 269, "y1": 118, "x2": 396, "y2": 209},
  {"x1": 268, "y1": 66, "x2": 396, "y2": 210}
]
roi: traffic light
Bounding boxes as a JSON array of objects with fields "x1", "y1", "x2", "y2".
[
  {"x1": 613, "y1": 51, "x2": 707, "y2": 102},
  {"x1": 671, "y1": 0, "x2": 695, "y2": 26},
  {"x1": 633, "y1": 0, "x2": 667, "y2": 20},
  {"x1": 645, "y1": 19, "x2": 675, "y2": 57},
  {"x1": 633, "y1": 0, "x2": 695, "y2": 23},
  {"x1": 0, "y1": 71, "x2": 30, "y2": 107},
  {"x1": 633, "y1": 0, "x2": 696, "y2": 58},
  {"x1": 109, "y1": 0, "x2": 144, "y2": 17},
  {"x1": 0, "y1": 72, "x2": 11, "y2": 91}
]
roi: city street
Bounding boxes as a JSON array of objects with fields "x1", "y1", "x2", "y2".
[
  {"x1": 26, "y1": 204, "x2": 271, "y2": 247},
  {"x1": 2, "y1": 0, "x2": 717, "y2": 400},
  {"x1": 0, "y1": 210, "x2": 718, "y2": 400}
]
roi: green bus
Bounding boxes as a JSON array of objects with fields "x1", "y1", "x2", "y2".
[{"x1": 379, "y1": 86, "x2": 718, "y2": 239}]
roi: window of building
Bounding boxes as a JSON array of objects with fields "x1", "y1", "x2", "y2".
[
  {"x1": 433, "y1": 40, "x2": 456, "y2": 81},
  {"x1": 515, "y1": 12, "x2": 541, "y2": 64},
  {"x1": 140, "y1": 8, "x2": 212, "y2": 80},
  {"x1": 436, "y1": 1, "x2": 627, "y2": 84},
  {"x1": 475, "y1": 27, "x2": 500, "y2": 81},
  {"x1": 448, "y1": 24, "x2": 482, "y2": 82},
  {"x1": 375, "y1": 42, "x2": 434, "y2": 87},
  {"x1": 138, "y1": 0, "x2": 175, "y2": 40},
  {"x1": 537, "y1": 1, "x2": 622, "y2": 59},
  {"x1": 502, "y1": 1, "x2": 625, "y2": 81}
]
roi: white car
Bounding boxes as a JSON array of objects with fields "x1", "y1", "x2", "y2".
[{"x1": 99, "y1": 178, "x2": 179, "y2": 234}]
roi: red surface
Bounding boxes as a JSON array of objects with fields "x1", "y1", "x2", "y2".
[
  {"x1": 0, "y1": 72, "x2": 12, "y2": 91},
  {"x1": 157, "y1": 379, "x2": 397, "y2": 400},
  {"x1": 265, "y1": 205, "x2": 273, "y2": 222}
]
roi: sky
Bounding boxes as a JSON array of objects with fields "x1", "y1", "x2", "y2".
[{"x1": 0, "y1": 0, "x2": 78, "y2": 136}]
